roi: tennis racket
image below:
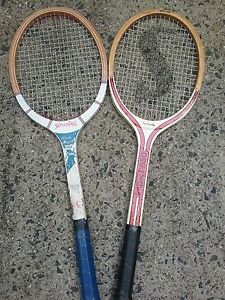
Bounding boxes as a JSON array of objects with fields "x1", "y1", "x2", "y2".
[
  {"x1": 9, "y1": 7, "x2": 107, "y2": 300},
  {"x1": 109, "y1": 9, "x2": 205, "y2": 299}
]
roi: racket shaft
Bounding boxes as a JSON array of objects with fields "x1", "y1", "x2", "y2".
[
  {"x1": 117, "y1": 142, "x2": 151, "y2": 299},
  {"x1": 128, "y1": 144, "x2": 151, "y2": 226},
  {"x1": 56, "y1": 131, "x2": 86, "y2": 220},
  {"x1": 56, "y1": 132, "x2": 99, "y2": 299},
  {"x1": 74, "y1": 219, "x2": 100, "y2": 300},
  {"x1": 116, "y1": 225, "x2": 141, "y2": 299}
]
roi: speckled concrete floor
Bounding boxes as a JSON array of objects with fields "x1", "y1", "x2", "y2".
[{"x1": 0, "y1": 0, "x2": 225, "y2": 299}]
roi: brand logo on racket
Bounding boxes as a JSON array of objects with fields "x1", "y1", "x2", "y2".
[
  {"x1": 136, "y1": 151, "x2": 148, "y2": 195},
  {"x1": 55, "y1": 121, "x2": 77, "y2": 129}
]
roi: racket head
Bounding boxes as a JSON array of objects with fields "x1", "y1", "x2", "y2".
[
  {"x1": 9, "y1": 7, "x2": 107, "y2": 133},
  {"x1": 109, "y1": 9, "x2": 205, "y2": 133}
]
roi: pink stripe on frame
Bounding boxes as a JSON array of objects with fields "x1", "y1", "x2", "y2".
[
  {"x1": 110, "y1": 76, "x2": 146, "y2": 225},
  {"x1": 129, "y1": 146, "x2": 151, "y2": 225},
  {"x1": 111, "y1": 75, "x2": 200, "y2": 226},
  {"x1": 110, "y1": 77, "x2": 142, "y2": 130},
  {"x1": 146, "y1": 90, "x2": 200, "y2": 150}
]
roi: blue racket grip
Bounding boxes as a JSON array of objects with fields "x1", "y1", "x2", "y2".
[{"x1": 74, "y1": 219, "x2": 100, "y2": 300}]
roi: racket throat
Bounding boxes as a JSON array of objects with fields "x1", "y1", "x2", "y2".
[
  {"x1": 128, "y1": 133, "x2": 153, "y2": 227},
  {"x1": 55, "y1": 131, "x2": 86, "y2": 220}
]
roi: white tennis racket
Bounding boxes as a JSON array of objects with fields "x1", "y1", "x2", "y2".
[
  {"x1": 109, "y1": 9, "x2": 205, "y2": 299},
  {"x1": 9, "y1": 7, "x2": 107, "y2": 300}
]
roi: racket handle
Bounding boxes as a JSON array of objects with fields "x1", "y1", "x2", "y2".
[
  {"x1": 74, "y1": 219, "x2": 100, "y2": 300},
  {"x1": 115, "y1": 225, "x2": 141, "y2": 300}
]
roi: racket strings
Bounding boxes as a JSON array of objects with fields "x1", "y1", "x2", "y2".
[
  {"x1": 114, "y1": 16, "x2": 198, "y2": 120},
  {"x1": 16, "y1": 15, "x2": 102, "y2": 120}
]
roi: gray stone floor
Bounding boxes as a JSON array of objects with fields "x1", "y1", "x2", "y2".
[{"x1": 0, "y1": 0, "x2": 225, "y2": 299}]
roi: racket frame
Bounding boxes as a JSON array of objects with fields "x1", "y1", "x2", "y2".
[
  {"x1": 9, "y1": 7, "x2": 107, "y2": 300},
  {"x1": 9, "y1": 6, "x2": 107, "y2": 219},
  {"x1": 109, "y1": 8, "x2": 205, "y2": 227},
  {"x1": 109, "y1": 9, "x2": 205, "y2": 299}
]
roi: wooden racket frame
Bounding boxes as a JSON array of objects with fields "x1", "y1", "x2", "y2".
[
  {"x1": 9, "y1": 6, "x2": 107, "y2": 95},
  {"x1": 109, "y1": 9, "x2": 205, "y2": 90}
]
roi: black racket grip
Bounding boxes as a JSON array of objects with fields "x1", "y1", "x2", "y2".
[{"x1": 115, "y1": 225, "x2": 141, "y2": 300}]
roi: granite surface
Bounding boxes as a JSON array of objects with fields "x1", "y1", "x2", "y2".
[{"x1": 0, "y1": 0, "x2": 225, "y2": 299}]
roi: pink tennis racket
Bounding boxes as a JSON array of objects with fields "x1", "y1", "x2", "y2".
[{"x1": 109, "y1": 9, "x2": 205, "y2": 299}]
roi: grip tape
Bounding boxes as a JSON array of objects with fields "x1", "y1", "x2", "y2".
[
  {"x1": 74, "y1": 219, "x2": 100, "y2": 300},
  {"x1": 115, "y1": 225, "x2": 141, "y2": 300}
]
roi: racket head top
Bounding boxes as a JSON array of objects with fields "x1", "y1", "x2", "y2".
[
  {"x1": 109, "y1": 9, "x2": 205, "y2": 122},
  {"x1": 9, "y1": 7, "x2": 107, "y2": 122}
]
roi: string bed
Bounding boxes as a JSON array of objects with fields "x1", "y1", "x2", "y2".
[
  {"x1": 114, "y1": 15, "x2": 199, "y2": 120},
  {"x1": 16, "y1": 14, "x2": 102, "y2": 120}
]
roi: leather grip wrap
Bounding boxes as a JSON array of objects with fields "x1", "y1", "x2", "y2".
[
  {"x1": 115, "y1": 225, "x2": 141, "y2": 300},
  {"x1": 74, "y1": 219, "x2": 100, "y2": 300}
]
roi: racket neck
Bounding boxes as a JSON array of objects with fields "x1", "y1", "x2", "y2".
[
  {"x1": 55, "y1": 130, "x2": 86, "y2": 221},
  {"x1": 127, "y1": 127, "x2": 156, "y2": 227}
]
